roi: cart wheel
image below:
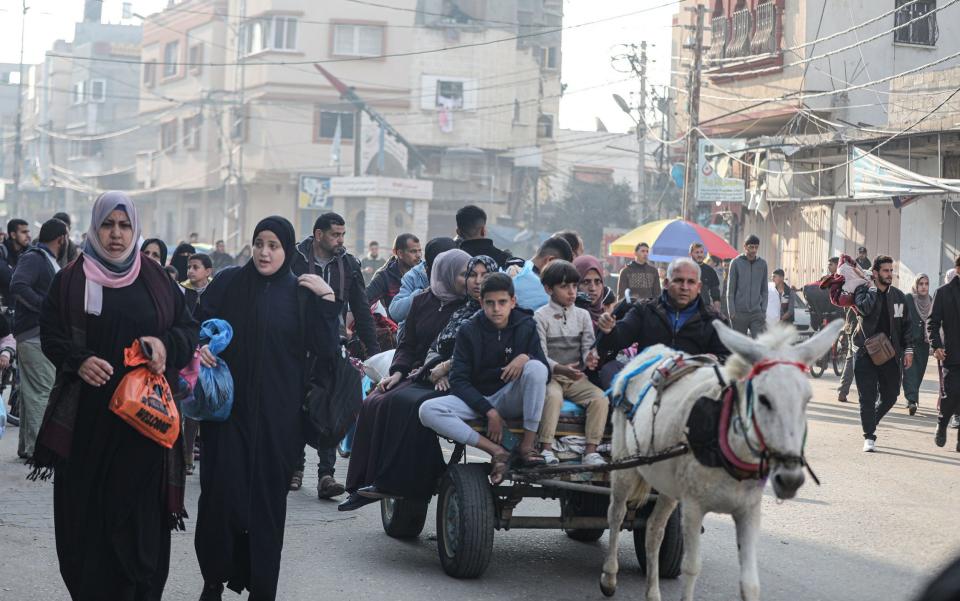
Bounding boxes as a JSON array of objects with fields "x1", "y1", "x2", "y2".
[
  {"x1": 634, "y1": 502, "x2": 683, "y2": 579},
  {"x1": 436, "y1": 464, "x2": 495, "y2": 579},
  {"x1": 381, "y1": 497, "x2": 429, "y2": 539},
  {"x1": 561, "y1": 491, "x2": 607, "y2": 542}
]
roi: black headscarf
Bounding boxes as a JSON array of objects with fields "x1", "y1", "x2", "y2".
[
  {"x1": 424, "y1": 237, "x2": 457, "y2": 278},
  {"x1": 171, "y1": 242, "x2": 196, "y2": 281},
  {"x1": 141, "y1": 238, "x2": 168, "y2": 266},
  {"x1": 248, "y1": 216, "x2": 296, "y2": 280}
]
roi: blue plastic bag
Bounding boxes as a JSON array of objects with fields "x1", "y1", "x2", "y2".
[
  {"x1": 0, "y1": 395, "x2": 6, "y2": 439},
  {"x1": 183, "y1": 319, "x2": 235, "y2": 422}
]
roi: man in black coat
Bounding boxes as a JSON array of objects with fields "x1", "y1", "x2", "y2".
[
  {"x1": 596, "y1": 257, "x2": 730, "y2": 361},
  {"x1": 455, "y1": 204, "x2": 516, "y2": 267},
  {"x1": 0, "y1": 218, "x2": 31, "y2": 305},
  {"x1": 690, "y1": 242, "x2": 721, "y2": 311},
  {"x1": 852, "y1": 255, "x2": 914, "y2": 453},
  {"x1": 291, "y1": 212, "x2": 380, "y2": 499},
  {"x1": 929, "y1": 255, "x2": 960, "y2": 451}
]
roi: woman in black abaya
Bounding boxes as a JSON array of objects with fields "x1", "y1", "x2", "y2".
[
  {"x1": 341, "y1": 250, "x2": 481, "y2": 510},
  {"x1": 194, "y1": 216, "x2": 340, "y2": 601},
  {"x1": 35, "y1": 191, "x2": 198, "y2": 601}
]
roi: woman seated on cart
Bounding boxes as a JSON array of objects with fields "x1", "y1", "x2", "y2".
[
  {"x1": 419, "y1": 273, "x2": 550, "y2": 485},
  {"x1": 341, "y1": 250, "x2": 491, "y2": 511}
]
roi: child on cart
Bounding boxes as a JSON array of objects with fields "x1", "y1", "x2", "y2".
[
  {"x1": 533, "y1": 261, "x2": 608, "y2": 467},
  {"x1": 419, "y1": 273, "x2": 550, "y2": 485}
]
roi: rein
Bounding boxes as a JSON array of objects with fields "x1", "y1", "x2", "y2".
[{"x1": 724, "y1": 359, "x2": 820, "y2": 485}]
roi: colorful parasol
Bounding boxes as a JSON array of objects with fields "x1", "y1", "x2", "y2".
[{"x1": 608, "y1": 218, "x2": 738, "y2": 262}]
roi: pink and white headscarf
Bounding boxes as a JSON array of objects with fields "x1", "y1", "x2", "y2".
[{"x1": 81, "y1": 191, "x2": 142, "y2": 315}]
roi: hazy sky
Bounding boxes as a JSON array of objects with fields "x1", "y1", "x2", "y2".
[{"x1": 0, "y1": 0, "x2": 675, "y2": 134}]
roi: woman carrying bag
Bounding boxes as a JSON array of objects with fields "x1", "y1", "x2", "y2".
[
  {"x1": 193, "y1": 216, "x2": 341, "y2": 601},
  {"x1": 34, "y1": 191, "x2": 198, "y2": 601}
]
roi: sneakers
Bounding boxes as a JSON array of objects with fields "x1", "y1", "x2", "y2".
[
  {"x1": 907, "y1": 402, "x2": 918, "y2": 416},
  {"x1": 582, "y1": 452, "x2": 607, "y2": 467},
  {"x1": 950, "y1": 415, "x2": 960, "y2": 429},
  {"x1": 541, "y1": 449, "x2": 559, "y2": 465},
  {"x1": 936, "y1": 424, "x2": 948, "y2": 448},
  {"x1": 863, "y1": 439, "x2": 876, "y2": 452},
  {"x1": 317, "y1": 475, "x2": 345, "y2": 499},
  {"x1": 289, "y1": 470, "x2": 303, "y2": 491}
]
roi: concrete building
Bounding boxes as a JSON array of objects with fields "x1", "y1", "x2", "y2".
[
  {"x1": 134, "y1": 0, "x2": 563, "y2": 252},
  {"x1": 668, "y1": 0, "x2": 960, "y2": 287}
]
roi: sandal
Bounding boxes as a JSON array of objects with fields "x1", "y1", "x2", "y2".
[
  {"x1": 515, "y1": 448, "x2": 546, "y2": 468},
  {"x1": 489, "y1": 452, "x2": 511, "y2": 485}
]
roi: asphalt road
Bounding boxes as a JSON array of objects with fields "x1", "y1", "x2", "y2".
[{"x1": 1, "y1": 364, "x2": 958, "y2": 601}]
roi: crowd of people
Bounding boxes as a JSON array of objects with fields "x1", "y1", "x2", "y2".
[{"x1": 0, "y1": 192, "x2": 957, "y2": 600}]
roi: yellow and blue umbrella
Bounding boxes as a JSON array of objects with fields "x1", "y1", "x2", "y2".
[{"x1": 609, "y1": 218, "x2": 738, "y2": 262}]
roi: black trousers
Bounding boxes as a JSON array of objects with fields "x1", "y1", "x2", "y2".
[
  {"x1": 854, "y1": 352, "x2": 902, "y2": 440},
  {"x1": 939, "y1": 364, "x2": 960, "y2": 429}
]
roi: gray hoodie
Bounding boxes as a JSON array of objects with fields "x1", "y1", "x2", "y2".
[{"x1": 726, "y1": 254, "x2": 768, "y2": 315}]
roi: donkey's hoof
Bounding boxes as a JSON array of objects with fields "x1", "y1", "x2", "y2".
[{"x1": 600, "y1": 574, "x2": 617, "y2": 597}]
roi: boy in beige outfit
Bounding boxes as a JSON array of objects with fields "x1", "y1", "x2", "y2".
[{"x1": 534, "y1": 260, "x2": 609, "y2": 466}]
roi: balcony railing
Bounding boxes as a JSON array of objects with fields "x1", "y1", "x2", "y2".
[
  {"x1": 726, "y1": 8, "x2": 752, "y2": 58},
  {"x1": 708, "y1": 16, "x2": 729, "y2": 61},
  {"x1": 750, "y1": 2, "x2": 778, "y2": 55}
]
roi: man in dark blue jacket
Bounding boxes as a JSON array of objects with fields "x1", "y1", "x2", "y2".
[
  {"x1": 11, "y1": 218, "x2": 66, "y2": 459},
  {"x1": 419, "y1": 273, "x2": 549, "y2": 483}
]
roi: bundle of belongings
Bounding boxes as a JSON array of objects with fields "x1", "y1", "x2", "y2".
[{"x1": 818, "y1": 254, "x2": 869, "y2": 313}]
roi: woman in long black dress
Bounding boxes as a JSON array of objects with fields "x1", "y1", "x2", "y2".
[
  {"x1": 194, "y1": 216, "x2": 340, "y2": 601},
  {"x1": 34, "y1": 191, "x2": 198, "y2": 601},
  {"x1": 341, "y1": 249, "x2": 483, "y2": 510}
]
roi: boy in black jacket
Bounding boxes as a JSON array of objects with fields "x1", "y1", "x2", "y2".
[{"x1": 419, "y1": 273, "x2": 549, "y2": 483}]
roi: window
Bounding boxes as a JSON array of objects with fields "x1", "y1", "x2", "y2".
[
  {"x1": 143, "y1": 60, "x2": 156, "y2": 87},
  {"x1": 750, "y1": 1, "x2": 779, "y2": 54},
  {"x1": 161, "y1": 119, "x2": 179, "y2": 152},
  {"x1": 436, "y1": 80, "x2": 464, "y2": 109},
  {"x1": 317, "y1": 110, "x2": 355, "y2": 140},
  {"x1": 895, "y1": 0, "x2": 938, "y2": 46},
  {"x1": 333, "y1": 24, "x2": 384, "y2": 57},
  {"x1": 708, "y1": 0, "x2": 728, "y2": 62},
  {"x1": 183, "y1": 114, "x2": 202, "y2": 150},
  {"x1": 163, "y1": 41, "x2": 179, "y2": 77},
  {"x1": 68, "y1": 139, "x2": 103, "y2": 159},
  {"x1": 273, "y1": 17, "x2": 297, "y2": 50},
  {"x1": 727, "y1": 3, "x2": 752, "y2": 58},
  {"x1": 189, "y1": 44, "x2": 204, "y2": 75},
  {"x1": 540, "y1": 46, "x2": 559, "y2": 69},
  {"x1": 72, "y1": 81, "x2": 85, "y2": 104},
  {"x1": 537, "y1": 114, "x2": 554, "y2": 138},
  {"x1": 89, "y1": 79, "x2": 106, "y2": 103},
  {"x1": 240, "y1": 16, "x2": 299, "y2": 55}
]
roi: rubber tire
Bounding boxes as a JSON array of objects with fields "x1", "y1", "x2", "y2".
[
  {"x1": 381, "y1": 497, "x2": 429, "y2": 539},
  {"x1": 634, "y1": 503, "x2": 684, "y2": 579},
  {"x1": 561, "y1": 491, "x2": 607, "y2": 542},
  {"x1": 832, "y1": 335, "x2": 849, "y2": 377},
  {"x1": 436, "y1": 464, "x2": 495, "y2": 579}
]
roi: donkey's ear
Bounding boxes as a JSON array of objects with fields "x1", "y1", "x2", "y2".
[
  {"x1": 713, "y1": 321, "x2": 766, "y2": 364},
  {"x1": 793, "y1": 319, "x2": 844, "y2": 366}
]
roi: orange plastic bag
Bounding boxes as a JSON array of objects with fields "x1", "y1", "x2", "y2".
[{"x1": 109, "y1": 339, "x2": 180, "y2": 449}]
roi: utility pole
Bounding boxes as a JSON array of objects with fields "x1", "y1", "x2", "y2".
[
  {"x1": 12, "y1": 0, "x2": 28, "y2": 213},
  {"x1": 637, "y1": 40, "x2": 647, "y2": 213},
  {"x1": 681, "y1": 3, "x2": 706, "y2": 222}
]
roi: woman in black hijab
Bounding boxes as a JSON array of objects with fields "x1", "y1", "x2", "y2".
[
  {"x1": 170, "y1": 243, "x2": 195, "y2": 281},
  {"x1": 140, "y1": 238, "x2": 168, "y2": 266},
  {"x1": 193, "y1": 217, "x2": 341, "y2": 601}
]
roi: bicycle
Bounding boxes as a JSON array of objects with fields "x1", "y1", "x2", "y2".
[{"x1": 810, "y1": 314, "x2": 847, "y2": 379}]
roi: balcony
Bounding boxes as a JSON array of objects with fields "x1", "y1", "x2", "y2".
[{"x1": 706, "y1": 1, "x2": 784, "y2": 82}]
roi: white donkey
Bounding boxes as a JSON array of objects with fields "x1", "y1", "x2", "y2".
[{"x1": 600, "y1": 319, "x2": 843, "y2": 601}]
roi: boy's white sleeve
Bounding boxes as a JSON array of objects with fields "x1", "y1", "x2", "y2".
[{"x1": 534, "y1": 310, "x2": 558, "y2": 372}]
